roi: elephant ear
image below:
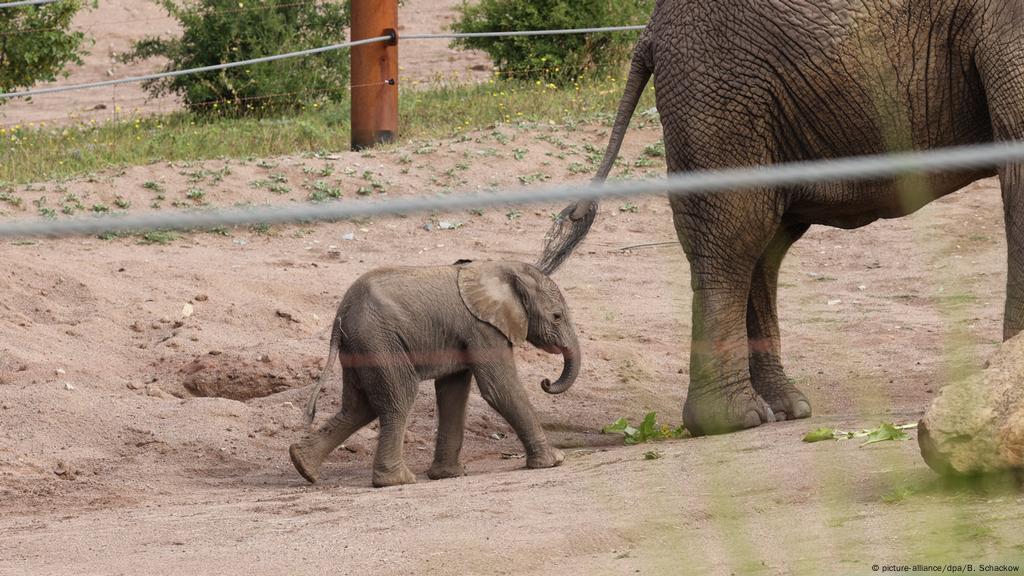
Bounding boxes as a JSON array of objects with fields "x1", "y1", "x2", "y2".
[{"x1": 458, "y1": 262, "x2": 527, "y2": 345}]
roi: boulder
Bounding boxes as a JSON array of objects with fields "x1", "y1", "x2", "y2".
[{"x1": 918, "y1": 333, "x2": 1024, "y2": 476}]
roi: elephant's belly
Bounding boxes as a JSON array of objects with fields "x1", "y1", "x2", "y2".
[{"x1": 786, "y1": 168, "x2": 995, "y2": 229}]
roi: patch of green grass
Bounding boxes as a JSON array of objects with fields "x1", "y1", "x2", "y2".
[
  {"x1": 1, "y1": 76, "x2": 653, "y2": 184},
  {"x1": 142, "y1": 180, "x2": 165, "y2": 193},
  {"x1": 643, "y1": 140, "x2": 665, "y2": 157},
  {"x1": 0, "y1": 189, "x2": 24, "y2": 208},
  {"x1": 881, "y1": 485, "x2": 915, "y2": 504},
  {"x1": 137, "y1": 230, "x2": 178, "y2": 245}
]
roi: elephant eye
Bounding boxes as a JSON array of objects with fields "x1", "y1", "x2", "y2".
[{"x1": 553, "y1": 312, "x2": 563, "y2": 320}]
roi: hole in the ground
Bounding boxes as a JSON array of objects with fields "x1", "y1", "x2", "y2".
[{"x1": 178, "y1": 352, "x2": 323, "y2": 401}]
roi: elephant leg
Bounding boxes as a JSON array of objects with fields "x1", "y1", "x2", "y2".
[
  {"x1": 1000, "y1": 164, "x2": 1024, "y2": 341},
  {"x1": 363, "y1": 366, "x2": 419, "y2": 488},
  {"x1": 473, "y1": 355, "x2": 564, "y2": 469},
  {"x1": 289, "y1": 370, "x2": 376, "y2": 484},
  {"x1": 672, "y1": 193, "x2": 779, "y2": 436},
  {"x1": 428, "y1": 370, "x2": 472, "y2": 480},
  {"x1": 747, "y1": 223, "x2": 812, "y2": 421},
  {"x1": 977, "y1": 45, "x2": 1024, "y2": 339}
]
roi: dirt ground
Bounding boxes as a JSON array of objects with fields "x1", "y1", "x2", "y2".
[
  {"x1": 3, "y1": 1, "x2": 1024, "y2": 574},
  {"x1": 0, "y1": 0, "x2": 491, "y2": 127},
  {"x1": 1, "y1": 115, "x2": 1023, "y2": 574}
]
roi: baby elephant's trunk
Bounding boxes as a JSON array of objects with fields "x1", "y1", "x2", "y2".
[{"x1": 541, "y1": 334, "x2": 580, "y2": 394}]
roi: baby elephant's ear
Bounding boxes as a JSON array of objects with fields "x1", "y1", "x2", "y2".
[{"x1": 458, "y1": 262, "x2": 527, "y2": 345}]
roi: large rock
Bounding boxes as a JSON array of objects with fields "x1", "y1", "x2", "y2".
[{"x1": 918, "y1": 334, "x2": 1024, "y2": 476}]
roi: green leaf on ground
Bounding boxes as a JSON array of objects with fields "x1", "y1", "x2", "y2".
[
  {"x1": 803, "y1": 422, "x2": 917, "y2": 446},
  {"x1": 803, "y1": 428, "x2": 837, "y2": 443},
  {"x1": 861, "y1": 422, "x2": 912, "y2": 446},
  {"x1": 603, "y1": 412, "x2": 688, "y2": 445}
]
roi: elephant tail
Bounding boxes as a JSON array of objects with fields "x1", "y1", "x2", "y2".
[
  {"x1": 303, "y1": 319, "x2": 344, "y2": 427},
  {"x1": 536, "y1": 34, "x2": 653, "y2": 275}
]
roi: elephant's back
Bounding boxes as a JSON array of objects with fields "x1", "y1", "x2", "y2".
[{"x1": 338, "y1": 265, "x2": 462, "y2": 330}]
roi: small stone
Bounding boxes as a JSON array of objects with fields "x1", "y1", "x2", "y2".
[
  {"x1": 259, "y1": 354, "x2": 272, "y2": 364},
  {"x1": 146, "y1": 385, "x2": 171, "y2": 399},
  {"x1": 55, "y1": 368, "x2": 66, "y2": 375},
  {"x1": 54, "y1": 460, "x2": 77, "y2": 480},
  {"x1": 194, "y1": 294, "x2": 209, "y2": 302},
  {"x1": 208, "y1": 350, "x2": 222, "y2": 356},
  {"x1": 275, "y1": 310, "x2": 300, "y2": 323},
  {"x1": 342, "y1": 232, "x2": 356, "y2": 241},
  {"x1": 827, "y1": 299, "x2": 842, "y2": 306},
  {"x1": 130, "y1": 321, "x2": 145, "y2": 333},
  {"x1": 63, "y1": 382, "x2": 74, "y2": 391},
  {"x1": 159, "y1": 317, "x2": 171, "y2": 324},
  {"x1": 182, "y1": 303, "x2": 194, "y2": 318},
  {"x1": 126, "y1": 382, "x2": 141, "y2": 390}
]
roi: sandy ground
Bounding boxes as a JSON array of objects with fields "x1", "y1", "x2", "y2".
[
  {"x1": 2, "y1": 1, "x2": 1024, "y2": 574},
  {"x1": 1, "y1": 116, "x2": 1023, "y2": 574},
  {"x1": 0, "y1": 0, "x2": 491, "y2": 127}
]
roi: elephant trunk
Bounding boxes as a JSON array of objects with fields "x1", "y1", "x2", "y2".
[{"x1": 541, "y1": 334, "x2": 580, "y2": 395}]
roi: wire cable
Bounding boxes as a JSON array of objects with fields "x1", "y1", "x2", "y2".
[
  {"x1": 0, "y1": 35, "x2": 392, "y2": 100},
  {"x1": 1, "y1": 140, "x2": 1022, "y2": 239},
  {"x1": 402, "y1": 25, "x2": 646, "y2": 41},
  {"x1": 0, "y1": 0, "x2": 59, "y2": 8}
]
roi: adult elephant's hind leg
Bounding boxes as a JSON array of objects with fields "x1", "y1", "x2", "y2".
[
  {"x1": 978, "y1": 42, "x2": 1024, "y2": 340},
  {"x1": 428, "y1": 370, "x2": 472, "y2": 480},
  {"x1": 289, "y1": 371, "x2": 376, "y2": 484},
  {"x1": 674, "y1": 193, "x2": 778, "y2": 436},
  {"x1": 747, "y1": 223, "x2": 812, "y2": 421}
]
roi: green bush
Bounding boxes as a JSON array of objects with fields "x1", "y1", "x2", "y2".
[
  {"x1": 121, "y1": 0, "x2": 349, "y2": 115},
  {"x1": 0, "y1": 0, "x2": 90, "y2": 102},
  {"x1": 451, "y1": 0, "x2": 652, "y2": 80}
]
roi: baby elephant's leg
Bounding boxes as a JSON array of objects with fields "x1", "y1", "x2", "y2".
[
  {"x1": 428, "y1": 371, "x2": 472, "y2": 480},
  {"x1": 364, "y1": 368, "x2": 420, "y2": 488},
  {"x1": 289, "y1": 371, "x2": 375, "y2": 484},
  {"x1": 474, "y1": 363, "x2": 564, "y2": 469}
]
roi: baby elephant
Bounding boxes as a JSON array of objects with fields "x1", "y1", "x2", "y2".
[{"x1": 289, "y1": 260, "x2": 580, "y2": 487}]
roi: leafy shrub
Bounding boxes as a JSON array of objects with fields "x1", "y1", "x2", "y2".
[
  {"x1": 0, "y1": 0, "x2": 90, "y2": 102},
  {"x1": 451, "y1": 0, "x2": 652, "y2": 80},
  {"x1": 121, "y1": 0, "x2": 349, "y2": 115}
]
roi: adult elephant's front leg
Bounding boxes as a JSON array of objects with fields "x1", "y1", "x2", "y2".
[
  {"x1": 673, "y1": 195, "x2": 777, "y2": 436},
  {"x1": 747, "y1": 223, "x2": 812, "y2": 421}
]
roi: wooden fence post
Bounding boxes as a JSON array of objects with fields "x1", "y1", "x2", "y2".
[{"x1": 350, "y1": 0, "x2": 398, "y2": 150}]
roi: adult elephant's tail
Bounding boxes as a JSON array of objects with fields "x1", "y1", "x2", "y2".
[{"x1": 537, "y1": 34, "x2": 653, "y2": 275}]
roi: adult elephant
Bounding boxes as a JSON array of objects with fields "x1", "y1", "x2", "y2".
[{"x1": 539, "y1": 1, "x2": 1024, "y2": 436}]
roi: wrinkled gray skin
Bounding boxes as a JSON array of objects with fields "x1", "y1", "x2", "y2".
[
  {"x1": 540, "y1": 0, "x2": 1024, "y2": 436},
  {"x1": 289, "y1": 260, "x2": 580, "y2": 487}
]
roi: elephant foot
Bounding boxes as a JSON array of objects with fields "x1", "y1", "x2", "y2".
[
  {"x1": 527, "y1": 447, "x2": 565, "y2": 469},
  {"x1": 683, "y1": 384, "x2": 774, "y2": 436},
  {"x1": 427, "y1": 462, "x2": 467, "y2": 480},
  {"x1": 289, "y1": 443, "x2": 320, "y2": 484},
  {"x1": 372, "y1": 464, "x2": 417, "y2": 488},
  {"x1": 753, "y1": 378, "x2": 812, "y2": 422}
]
